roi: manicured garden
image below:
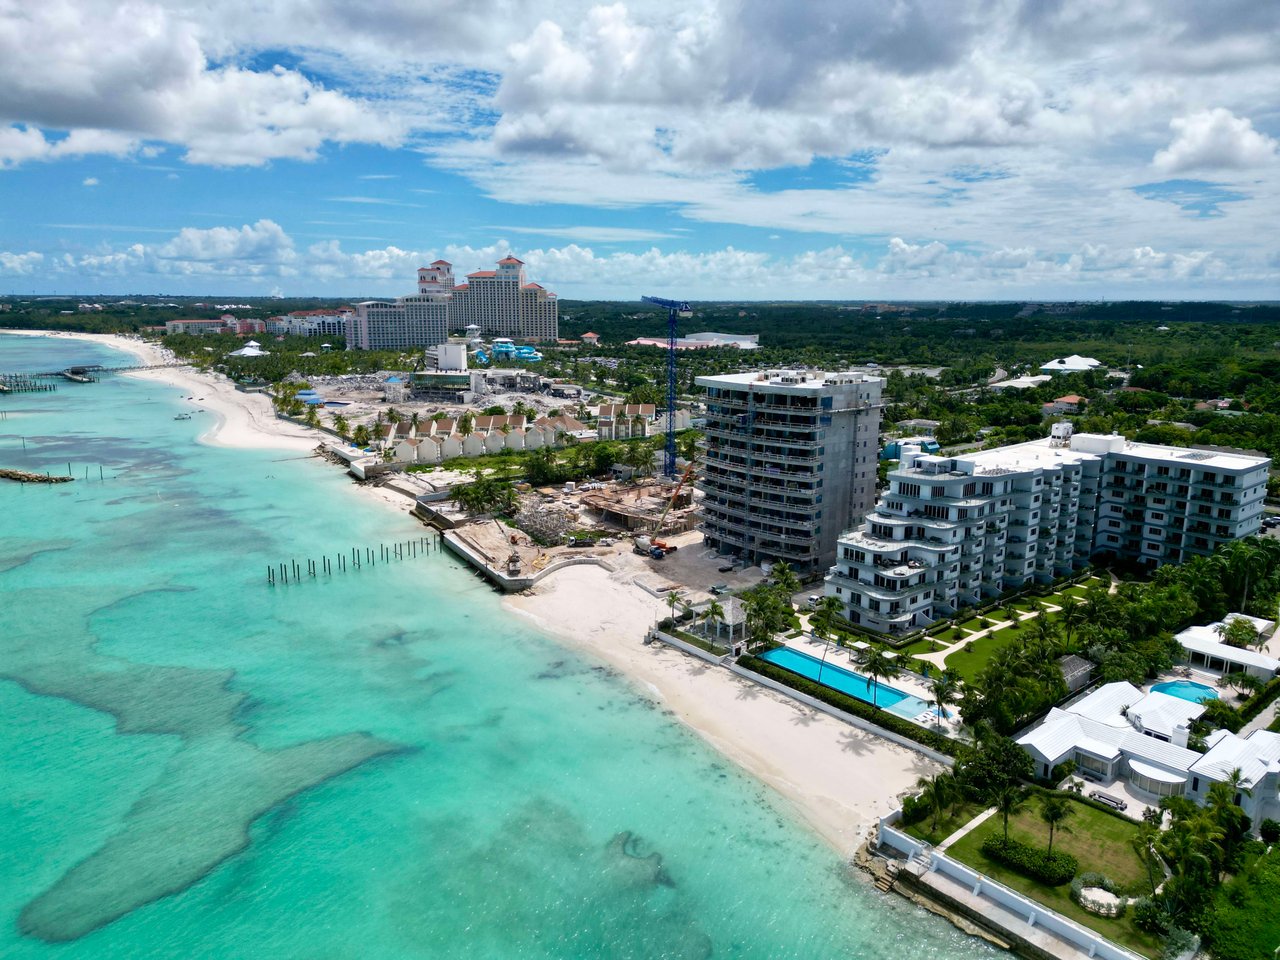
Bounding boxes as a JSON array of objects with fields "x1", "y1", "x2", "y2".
[{"x1": 945, "y1": 799, "x2": 1160, "y2": 957}]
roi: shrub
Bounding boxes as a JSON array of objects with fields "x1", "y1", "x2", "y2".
[
  {"x1": 736, "y1": 655, "x2": 959, "y2": 756},
  {"x1": 1260, "y1": 819, "x2": 1280, "y2": 843},
  {"x1": 980, "y1": 835, "x2": 1078, "y2": 886},
  {"x1": 1070, "y1": 872, "x2": 1127, "y2": 918},
  {"x1": 1160, "y1": 927, "x2": 1199, "y2": 960},
  {"x1": 1133, "y1": 896, "x2": 1173, "y2": 936},
  {"x1": 1239, "y1": 677, "x2": 1280, "y2": 724}
]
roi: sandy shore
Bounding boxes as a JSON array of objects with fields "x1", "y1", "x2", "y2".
[
  {"x1": 4, "y1": 328, "x2": 936, "y2": 858},
  {"x1": 505, "y1": 564, "x2": 942, "y2": 857},
  {"x1": 1, "y1": 329, "x2": 318, "y2": 453}
]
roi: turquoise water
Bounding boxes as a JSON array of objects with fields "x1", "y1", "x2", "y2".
[
  {"x1": 758, "y1": 647, "x2": 934, "y2": 720},
  {"x1": 0, "y1": 333, "x2": 994, "y2": 959},
  {"x1": 1150, "y1": 680, "x2": 1219, "y2": 703}
]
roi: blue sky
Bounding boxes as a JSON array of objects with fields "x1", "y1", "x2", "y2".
[{"x1": 1, "y1": 1, "x2": 1278, "y2": 300}]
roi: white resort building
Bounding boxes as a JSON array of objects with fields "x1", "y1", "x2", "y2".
[
  {"x1": 696, "y1": 369, "x2": 883, "y2": 575},
  {"x1": 1018, "y1": 680, "x2": 1280, "y2": 827},
  {"x1": 827, "y1": 426, "x2": 1270, "y2": 634},
  {"x1": 347, "y1": 257, "x2": 558, "y2": 350}
]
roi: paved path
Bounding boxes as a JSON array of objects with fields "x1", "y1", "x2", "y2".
[
  {"x1": 936, "y1": 806, "x2": 997, "y2": 853},
  {"x1": 914, "y1": 605, "x2": 1060, "y2": 669}
]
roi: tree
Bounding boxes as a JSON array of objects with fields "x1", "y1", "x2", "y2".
[
  {"x1": 332, "y1": 413, "x2": 350, "y2": 437},
  {"x1": 458, "y1": 411, "x2": 475, "y2": 438},
  {"x1": 930, "y1": 670, "x2": 960, "y2": 726},
  {"x1": 304, "y1": 405, "x2": 320, "y2": 428},
  {"x1": 771, "y1": 561, "x2": 800, "y2": 598},
  {"x1": 917, "y1": 771, "x2": 958, "y2": 835},
  {"x1": 1216, "y1": 617, "x2": 1259, "y2": 650},
  {"x1": 811, "y1": 595, "x2": 844, "y2": 643},
  {"x1": 701, "y1": 600, "x2": 726, "y2": 642},
  {"x1": 352, "y1": 424, "x2": 371, "y2": 447},
  {"x1": 1039, "y1": 794, "x2": 1074, "y2": 856},
  {"x1": 1058, "y1": 597, "x2": 1083, "y2": 649},
  {"x1": 993, "y1": 783, "x2": 1028, "y2": 841},
  {"x1": 862, "y1": 646, "x2": 901, "y2": 709}
]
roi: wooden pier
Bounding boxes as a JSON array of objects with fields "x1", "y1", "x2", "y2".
[{"x1": 266, "y1": 533, "x2": 443, "y2": 585}]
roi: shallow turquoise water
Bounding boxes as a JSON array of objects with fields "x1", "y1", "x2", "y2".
[{"x1": 0, "y1": 334, "x2": 994, "y2": 959}]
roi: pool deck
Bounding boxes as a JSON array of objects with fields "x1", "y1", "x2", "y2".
[{"x1": 780, "y1": 634, "x2": 965, "y2": 733}]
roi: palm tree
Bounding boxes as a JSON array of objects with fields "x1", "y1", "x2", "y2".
[
  {"x1": 811, "y1": 595, "x2": 844, "y2": 643},
  {"x1": 862, "y1": 646, "x2": 901, "y2": 709},
  {"x1": 771, "y1": 561, "x2": 800, "y2": 598},
  {"x1": 1058, "y1": 597, "x2": 1083, "y2": 649},
  {"x1": 930, "y1": 670, "x2": 960, "y2": 726},
  {"x1": 665, "y1": 590, "x2": 683, "y2": 624},
  {"x1": 917, "y1": 771, "x2": 958, "y2": 835},
  {"x1": 352, "y1": 424, "x2": 371, "y2": 448},
  {"x1": 332, "y1": 413, "x2": 350, "y2": 437},
  {"x1": 993, "y1": 783, "x2": 1027, "y2": 841},
  {"x1": 1039, "y1": 794, "x2": 1074, "y2": 857},
  {"x1": 702, "y1": 599, "x2": 726, "y2": 642}
]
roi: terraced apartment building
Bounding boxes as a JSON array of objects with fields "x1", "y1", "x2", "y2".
[
  {"x1": 695, "y1": 369, "x2": 883, "y2": 575},
  {"x1": 827, "y1": 426, "x2": 1270, "y2": 635}
]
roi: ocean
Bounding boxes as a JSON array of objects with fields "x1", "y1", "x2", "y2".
[{"x1": 0, "y1": 333, "x2": 994, "y2": 959}]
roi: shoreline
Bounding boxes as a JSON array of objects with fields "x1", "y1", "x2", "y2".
[
  {"x1": 504, "y1": 564, "x2": 942, "y2": 858},
  {"x1": 2, "y1": 327, "x2": 939, "y2": 861}
]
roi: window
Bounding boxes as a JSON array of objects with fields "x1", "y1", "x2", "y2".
[{"x1": 931, "y1": 486, "x2": 945, "y2": 498}]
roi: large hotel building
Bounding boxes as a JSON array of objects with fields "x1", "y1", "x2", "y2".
[
  {"x1": 827, "y1": 425, "x2": 1270, "y2": 635},
  {"x1": 346, "y1": 256, "x2": 558, "y2": 351},
  {"x1": 695, "y1": 369, "x2": 884, "y2": 575}
]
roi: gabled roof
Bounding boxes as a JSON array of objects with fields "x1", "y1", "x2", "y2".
[
  {"x1": 467, "y1": 270, "x2": 496, "y2": 278},
  {"x1": 498, "y1": 256, "x2": 524, "y2": 264},
  {"x1": 1191, "y1": 729, "x2": 1280, "y2": 788},
  {"x1": 430, "y1": 259, "x2": 451, "y2": 266}
]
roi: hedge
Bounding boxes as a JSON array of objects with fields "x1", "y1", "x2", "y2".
[
  {"x1": 656, "y1": 621, "x2": 721, "y2": 655},
  {"x1": 1238, "y1": 676, "x2": 1280, "y2": 724},
  {"x1": 981, "y1": 834, "x2": 1078, "y2": 886},
  {"x1": 736, "y1": 654, "x2": 959, "y2": 756}
]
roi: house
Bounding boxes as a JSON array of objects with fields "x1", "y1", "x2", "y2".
[
  {"x1": 1040, "y1": 354, "x2": 1103, "y2": 375},
  {"x1": 896, "y1": 418, "x2": 941, "y2": 437},
  {"x1": 534, "y1": 414, "x2": 594, "y2": 442},
  {"x1": 1043, "y1": 395, "x2": 1087, "y2": 416},
  {"x1": 1175, "y1": 615, "x2": 1278, "y2": 681},
  {"x1": 596, "y1": 403, "x2": 657, "y2": 440},
  {"x1": 989, "y1": 374, "x2": 1053, "y2": 392},
  {"x1": 1018, "y1": 680, "x2": 1280, "y2": 824},
  {"x1": 581, "y1": 332, "x2": 601, "y2": 347}
]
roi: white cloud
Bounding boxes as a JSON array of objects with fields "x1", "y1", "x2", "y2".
[
  {"x1": 82, "y1": 177, "x2": 98, "y2": 186},
  {"x1": 1153, "y1": 108, "x2": 1279, "y2": 173},
  {"x1": 0, "y1": 251, "x2": 44, "y2": 274}
]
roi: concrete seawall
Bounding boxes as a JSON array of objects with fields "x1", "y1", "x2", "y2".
[{"x1": 441, "y1": 529, "x2": 615, "y2": 592}]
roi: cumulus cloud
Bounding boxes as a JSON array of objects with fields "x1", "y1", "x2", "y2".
[
  {"x1": 82, "y1": 177, "x2": 98, "y2": 186},
  {"x1": 1153, "y1": 108, "x2": 1279, "y2": 173},
  {"x1": 0, "y1": 251, "x2": 44, "y2": 274}
]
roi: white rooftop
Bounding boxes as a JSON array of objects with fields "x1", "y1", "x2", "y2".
[
  {"x1": 697, "y1": 369, "x2": 882, "y2": 391},
  {"x1": 1176, "y1": 617, "x2": 1280, "y2": 673},
  {"x1": 1191, "y1": 729, "x2": 1280, "y2": 789},
  {"x1": 1040, "y1": 354, "x2": 1103, "y2": 373},
  {"x1": 937, "y1": 433, "x2": 1271, "y2": 477},
  {"x1": 990, "y1": 374, "x2": 1053, "y2": 390}
]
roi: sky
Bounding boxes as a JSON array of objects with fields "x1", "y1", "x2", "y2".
[{"x1": 0, "y1": 0, "x2": 1278, "y2": 301}]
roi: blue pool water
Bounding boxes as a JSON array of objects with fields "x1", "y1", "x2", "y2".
[
  {"x1": 758, "y1": 647, "x2": 934, "y2": 720},
  {"x1": 1151, "y1": 680, "x2": 1219, "y2": 703}
]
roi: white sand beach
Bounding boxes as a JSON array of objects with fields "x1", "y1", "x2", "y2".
[
  {"x1": 506, "y1": 563, "x2": 943, "y2": 857},
  {"x1": 4, "y1": 327, "x2": 938, "y2": 858}
]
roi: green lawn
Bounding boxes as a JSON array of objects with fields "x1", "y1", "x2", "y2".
[
  {"x1": 943, "y1": 625, "x2": 1021, "y2": 682},
  {"x1": 902, "y1": 800, "x2": 986, "y2": 847},
  {"x1": 945, "y1": 798, "x2": 1160, "y2": 958}
]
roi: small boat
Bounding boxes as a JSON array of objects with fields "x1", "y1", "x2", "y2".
[{"x1": 174, "y1": 413, "x2": 192, "y2": 420}]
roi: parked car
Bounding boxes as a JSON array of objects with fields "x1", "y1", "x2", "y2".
[
  {"x1": 1088, "y1": 791, "x2": 1128, "y2": 811},
  {"x1": 710, "y1": 584, "x2": 730, "y2": 595},
  {"x1": 717, "y1": 564, "x2": 736, "y2": 573}
]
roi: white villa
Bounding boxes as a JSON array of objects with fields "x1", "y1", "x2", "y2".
[
  {"x1": 1018, "y1": 680, "x2": 1280, "y2": 827},
  {"x1": 1175, "y1": 615, "x2": 1279, "y2": 681}
]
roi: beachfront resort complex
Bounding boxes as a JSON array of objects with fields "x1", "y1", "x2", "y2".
[
  {"x1": 828, "y1": 426, "x2": 1270, "y2": 634},
  {"x1": 346, "y1": 257, "x2": 559, "y2": 351}
]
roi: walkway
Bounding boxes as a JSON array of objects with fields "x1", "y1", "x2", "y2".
[
  {"x1": 914, "y1": 605, "x2": 1059, "y2": 669},
  {"x1": 936, "y1": 806, "x2": 996, "y2": 853}
]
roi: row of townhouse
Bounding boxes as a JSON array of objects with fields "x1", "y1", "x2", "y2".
[
  {"x1": 594, "y1": 404, "x2": 693, "y2": 441},
  {"x1": 828, "y1": 424, "x2": 1270, "y2": 634},
  {"x1": 381, "y1": 414, "x2": 591, "y2": 466}
]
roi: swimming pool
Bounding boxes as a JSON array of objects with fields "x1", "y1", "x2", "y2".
[
  {"x1": 1151, "y1": 679, "x2": 1219, "y2": 703},
  {"x1": 758, "y1": 647, "x2": 935, "y2": 721}
]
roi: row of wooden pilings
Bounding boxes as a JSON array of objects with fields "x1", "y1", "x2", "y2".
[{"x1": 266, "y1": 531, "x2": 444, "y2": 585}]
